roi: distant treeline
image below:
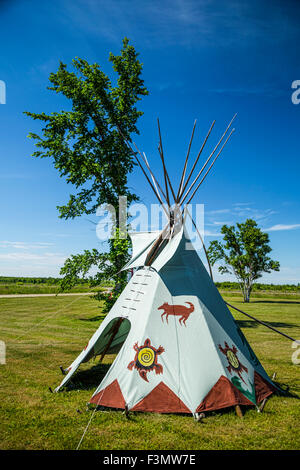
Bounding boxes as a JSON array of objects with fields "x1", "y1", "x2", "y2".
[
  {"x1": 0, "y1": 277, "x2": 299, "y2": 292},
  {"x1": 0, "y1": 276, "x2": 88, "y2": 285},
  {"x1": 215, "y1": 281, "x2": 300, "y2": 292}
]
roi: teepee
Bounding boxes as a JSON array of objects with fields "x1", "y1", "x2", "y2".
[{"x1": 54, "y1": 116, "x2": 277, "y2": 416}]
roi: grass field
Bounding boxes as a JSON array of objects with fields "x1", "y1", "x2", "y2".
[
  {"x1": 0, "y1": 283, "x2": 96, "y2": 295},
  {"x1": 0, "y1": 293, "x2": 299, "y2": 450}
]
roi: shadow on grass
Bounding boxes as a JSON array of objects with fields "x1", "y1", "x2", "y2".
[
  {"x1": 67, "y1": 363, "x2": 112, "y2": 391},
  {"x1": 252, "y1": 300, "x2": 300, "y2": 305},
  {"x1": 79, "y1": 315, "x2": 106, "y2": 322},
  {"x1": 236, "y1": 319, "x2": 299, "y2": 329},
  {"x1": 274, "y1": 382, "x2": 300, "y2": 399}
]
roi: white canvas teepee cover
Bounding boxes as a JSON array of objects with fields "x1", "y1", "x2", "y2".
[{"x1": 54, "y1": 224, "x2": 276, "y2": 413}]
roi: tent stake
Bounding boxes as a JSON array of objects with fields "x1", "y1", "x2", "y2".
[
  {"x1": 194, "y1": 412, "x2": 205, "y2": 422},
  {"x1": 123, "y1": 404, "x2": 130, "y2": 419},
  {"x1": 257, "y1": 398, "x2": 268, "y2": 413},
  {"x1": 235, "y1": 405, "x2": 243, "y2": 418}
]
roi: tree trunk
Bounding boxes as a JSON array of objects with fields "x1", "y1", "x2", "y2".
[{"x1": 243, "y1": 284, "x2": 252, "y2": 303}]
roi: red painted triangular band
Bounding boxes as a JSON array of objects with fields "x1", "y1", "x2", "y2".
[
  {"x1": 90, "y1": 379, "x2": 125, "y2": 409},
  {"x1": 131, "y1": 381, "x2": 191, "y2": 413}
]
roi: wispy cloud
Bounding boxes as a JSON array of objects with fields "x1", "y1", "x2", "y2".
[
  {"x1": 211, "y1": 265, "x2": 300, "y2": 284},
  {"x1": 0, "y1": 173, "x2": 31, "y2": 179},
  {"x1": 206, "y1": 221, "x2": 232, "y2": 226},
  {"x1": 209, "y1": 86, "x2": 288, "y2": 98},
  {"x1": 60, "y1": 0, "x2": 300, "y2": 49},
  {"x1": 232, "y1": 207, "x2": 276, "y2": 221},
  {"x1": 206, "y1": 209, "x2": 231, "y2": 215},
  {"x1": 206, "y1": 205, "x2": 276, "y2": 226},
  {"x1": 232, "y1": 202, "x2": 253, "y2": 206},
  {"x1": 204, "y1": 230, "x2": 221, "y2": 237},
  {"x1": 152, "y1": 81, "x2": 184, "y2": 92},
  {"x1": 0, "y1": 252, "x2": 66, "y2": 264},
  {"x1": 0, "y1": 241, "x2": 66, "y2": 274},
  {"x1": 265, "y1": 224, "x2": 300, "y2": 232},
  {"x1": 0, "y1": 241, "x2": 54, "y2": 250}
]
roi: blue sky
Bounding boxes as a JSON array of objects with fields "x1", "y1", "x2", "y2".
[{"x1": 0, "y1": 0, "x2": 299, "y2": 283}]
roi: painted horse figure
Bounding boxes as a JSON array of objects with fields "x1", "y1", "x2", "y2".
[{"x1": 158, "y1": 302, "x2": 194, "y2": 326}]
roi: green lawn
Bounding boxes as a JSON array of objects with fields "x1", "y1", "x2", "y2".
[
  {"x1": 0, "y1": 283, "x2": 96, "y2": 295},
  {"x1": 0, "y1": 293, "x2": 299, "y2": 450}
]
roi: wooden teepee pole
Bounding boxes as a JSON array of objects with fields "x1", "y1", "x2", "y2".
[
  {"x1": 143, "y1": 152, "x2": 166, "y2": 203},
  {"x1": 184, "y1": 128, "x2": 235, "y2": 206},
  {"x1": 185, "y1": 208, "x2": 213, "y2": 279},
  {"x1": 179, "y1": 114, "x2": 236, "y2": 205},
  {"x1": 157, "y1": 118, "x2": 177, "y2": 205},
  {"x1": 99, "y1": 318, "x2": 124, "y2": 363},
  {"x1": 157, "y1": 118, "x2": 170, "y2": 207},
  {"x1": 176, "y1": 120, "x2": 197, "y2": 202},
  {"x1": 178, "y1": 120, "x2": 215, "y2": 201},
  {"x1": 130, "y1": 136, "x2": 169, "y2": 205},
  {"x1": 116, "y1": 125, "x2": 169, "y2": 218},
  {"x1": 145, "y1": 222, "x2": 170, "y2": 266}
]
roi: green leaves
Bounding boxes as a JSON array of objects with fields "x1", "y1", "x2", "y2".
[
  {"x1": 207, "y1": 219, "x2": 280, "y2": 302},
  {"x1": 59, "y1": 231, "x2": 131, "y2": 312},
  {"x1": 25, "y1": 39, "x2": 148, "y2": 310},
  {"x1": 25, "y1": 38, "x2": 147, "y2": 219}
]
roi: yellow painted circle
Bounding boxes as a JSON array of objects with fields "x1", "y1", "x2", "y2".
[
  {"x1": 138, "y1": 347, "x2": 155, "y2": 367},
  {"x1": 227, "y1": 350, "x2": 239, "y2": 369}
]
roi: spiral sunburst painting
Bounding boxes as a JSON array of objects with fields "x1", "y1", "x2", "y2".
[
  {"x1": 218, "y1": 341, "x2": 248, "y2": 383},
  {"x1": 127, "y1": 338, "x2": 165, "y2": 382}
]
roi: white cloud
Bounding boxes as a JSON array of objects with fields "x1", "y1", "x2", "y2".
[
  {"x1": 206, "y1": 209, "x2": 231, "y2": 215},
  {"x1": 210, "y1": 265, "x2": 300, "y2": 285},
  {"x1": 0, "y1": 174, "x2": 31, "y2": 179},
  {"x1": 0, "y1": 241, "x2": 54, "y2": 250},
  {"x1": 232, "y1": 202, "x2": 253, "y2": 206},
  {"x1": 209, "y1": 86, "x2": 287, "y2": 98},
  {"x1": 255, "y1": 266, "x2": 300, "y2": 284},
  {"x1": 206, "y1": 221, "x2": 233, "y2": 226},
  {"x1": 205, "y1": 205, "x2": 276, "y2": 228},
  {"x1": 0, "y1": 252, "x2": 66, "y2": 264},
  {"x1": 60, "y1": 0, "x2": 300, "y2": 50},
  {"x1": 204, "y1": 230, "x2": 221, "y2": 237},
  {"x1": 0, "y1": 240, "x2": 67, "y2": 276},
  {"x1": 265, "y1": 224, "x2": 300, "y2": 232}
]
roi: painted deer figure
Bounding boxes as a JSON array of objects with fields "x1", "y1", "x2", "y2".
[{"x1": 158, "y1": 301, "x2": 194, "y2": 326}]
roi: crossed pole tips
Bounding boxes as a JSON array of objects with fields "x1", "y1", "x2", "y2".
[{"x1": 116, "y1": 114, "x2": 236, "y2": 230}]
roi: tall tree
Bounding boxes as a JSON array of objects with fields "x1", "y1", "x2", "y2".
[
  {"x1": 207, "y1": 219, "x2": 280, "y2": 302},
  {"x1": 25, "y1": 38, "x2": 148, "y2": 311}
]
